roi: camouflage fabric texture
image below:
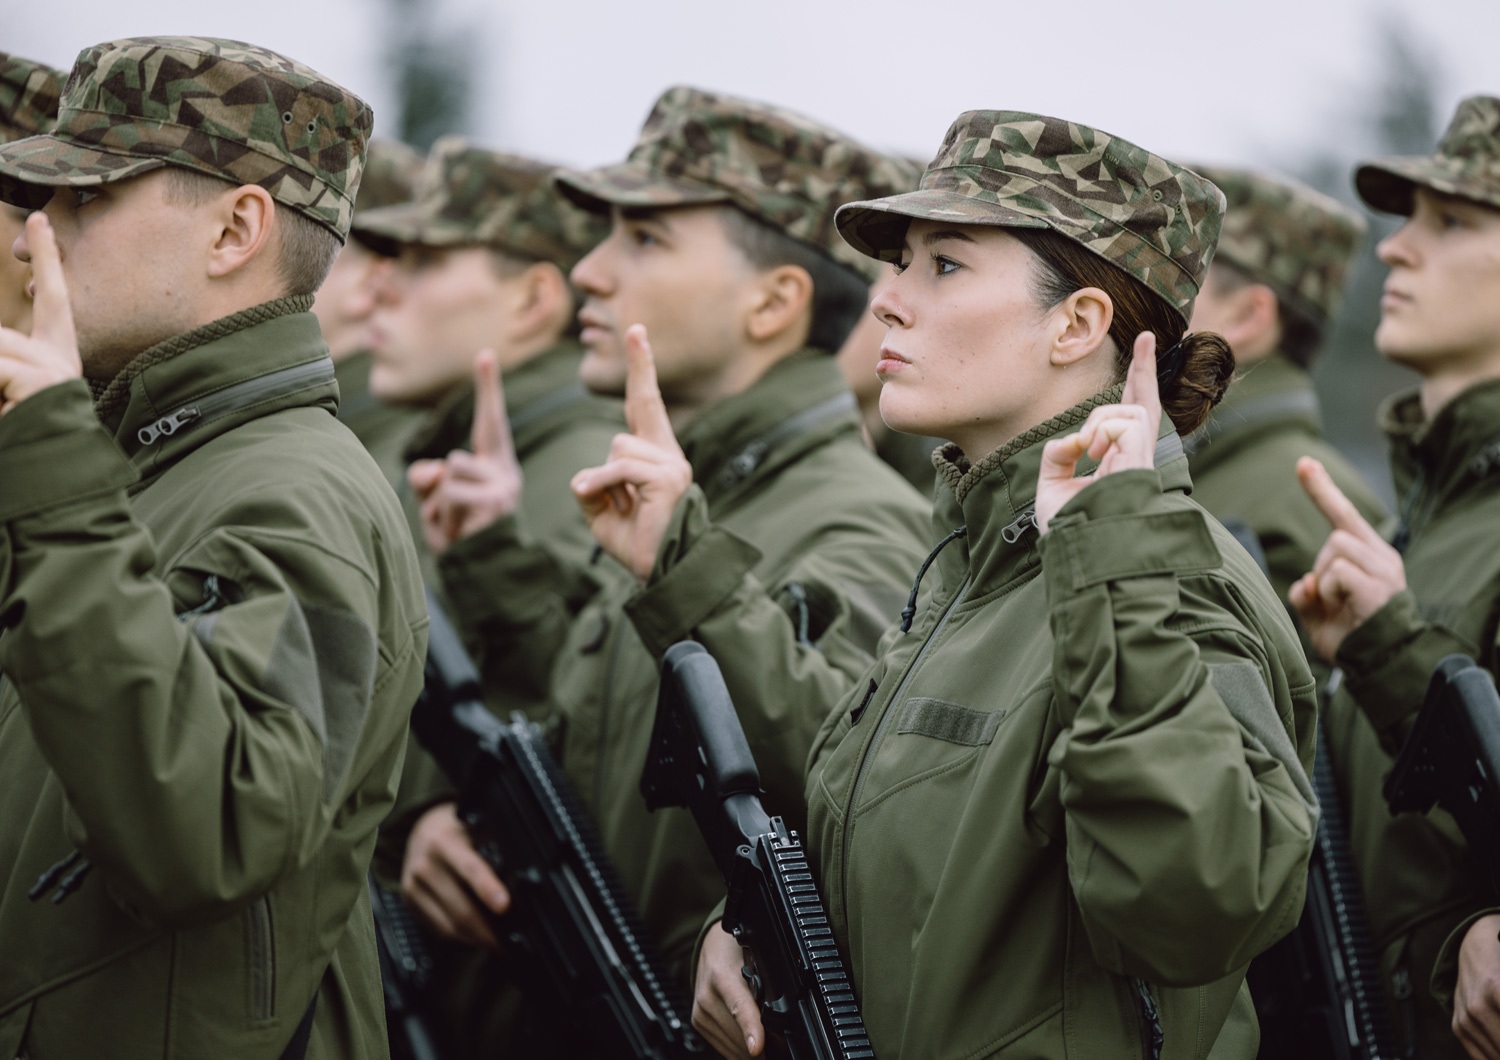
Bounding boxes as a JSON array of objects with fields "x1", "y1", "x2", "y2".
[
  {"x1": 0, "y1": 36, "x2": 373, "y2": 240},
  {"x1": 0, "y1": 53, "x2": 62, "y2": 145},
  {"x1": 836, "y1": 110, "x2": 1227, "y2": 322},
  {"x1": 355, "y1": 137, "x2": 606, "y2": 269},
  {"x1": 1194, "y1": 164, "x2": 1366, "y2": 324},
  {"x1": 355, "y1": 138, "x2": 422, "y2": 215},
  {"x1": 555, "y1": 85, "x2": 921, "y2": 282},
  {"x1": 1356, "y1": 95, "x2": 1500, "y2": 215}
]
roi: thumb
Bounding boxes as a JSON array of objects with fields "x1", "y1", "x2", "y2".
[
  {"x1": 407, "y1": 459, "x2": 445, "y2": 497},
  {"x1": 470, "y1": 349, "x2": 513, "y2": 460}
]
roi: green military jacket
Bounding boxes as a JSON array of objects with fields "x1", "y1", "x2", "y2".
[
  {"x1": 333, "y1": 349, "x2": 423, "y2": 494},
  {"x1": 1325, "y1": 379, "x2": 1500, "y2": 1059},
  {"x1": 0, "y1": 298, "x2": 428, "y2": 1060},
  {"x1": 378, "y1": 341, "x2": 625, "y2": 855},
  {"x1": 442, "y1": 350, "x2": 930, "y2": 978},
  {"x1": 805, "y1": 389, "x2": 1319, "y2": 1060},
  {"x1": 1186, "y1": 354, "x2": 1388, "y2": 604}
]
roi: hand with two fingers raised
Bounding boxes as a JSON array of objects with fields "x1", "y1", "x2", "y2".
[
  {"x1": 693, "y1": 921, "x2": 765, "y2": 1059},
  {"x1": 1035, "y1": 332, "x2": 1164, "y2": 535},
  {"x1": 1288, "y1": 456, "x2": 1406, "y2": 662},
  {"x1": 407, "y1": 348, "x2": 525, "y2": 556},
  {"x1": 570, "y1": 325, "x2": 692, "y2": 582},
  {"x1": 0, "y1": 212, "x2": 82, "y2": 413}
]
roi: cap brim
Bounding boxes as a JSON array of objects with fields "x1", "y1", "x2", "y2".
[
  {"x1": 0, "y1": 133, "x2": 169, "y2": 208},
  {"x1": 1355, "y1": 155, "x2": 1500, "y2": 215},
  {"x1": 351, "y1": 201, "x2": 477, "y2": 256},
  {"x1": 554, "y1": 160, "x2": 730, "y2": 214},
  {"x1": 836, "y1": 187, "x2": 1058, "y2": 262}
]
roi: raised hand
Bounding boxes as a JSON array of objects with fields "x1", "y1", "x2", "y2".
[
  {"x1": 1288, "y1": 456, "x2": 1406, "y2": 662},
  {"x1": 408, "y1": 348, "x2": 524, "y2": 555},
  {"x1": 570, "y1": 325, "x2": 692, "y2": 582},
  {"x1": 1035, "y1": 332, "x2": 1163, "y2": 534},
  {"x1": 0, "y1": 212, "x2": 81, "y2": 412}
]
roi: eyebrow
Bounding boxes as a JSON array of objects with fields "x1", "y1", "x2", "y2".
[{"x1": 920, "y1": 228, "x2": 977, "y2": 247}]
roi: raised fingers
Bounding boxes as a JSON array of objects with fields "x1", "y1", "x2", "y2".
[
  {"x1": 1298, "y1": 457, "x2": 1382, "y2": 543},
  {"x1": 23, "y1": 212, "x2": 75, "y2": 350},
  {"x1": 1120, "y1": 331, "x2": 1162, "y2": 426},
  {"x1": 470, "y1": 349, "x2": 514, "y2": 461},
  {"x1": 623, "y1": 324, "x2": 677, "y2": 448}
]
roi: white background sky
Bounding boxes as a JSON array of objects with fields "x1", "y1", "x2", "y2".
[{"x1": 9, "y1": 0, "x2": 1498, "y2": 177}]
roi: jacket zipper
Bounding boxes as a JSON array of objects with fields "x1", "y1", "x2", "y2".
[
  {"x1": 136, "y1": 358, "x2": 335, "y2": 446},
  {"x1": 249, "y1": 894, "x2": 276, "y2": 1020},
  {"x1": 840, "y1": 570, "x2": 974, "y2": 903}
]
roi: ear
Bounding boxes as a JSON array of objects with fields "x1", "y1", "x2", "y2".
[
  {"x1": 510, "y1": 261, "x2": 572, "y2": 341},
  {"x1": 745, "y1": 264, "x2": 813, "y2": 345},
  {"x1": 206, "y1": 185, "x2": 276, "y2": 280},
  {"x1": 1048, "y1": 287, "x2": 1114, "y2": 367},
  {"x1": 1214, "y1": 282, "x2": 1280, "y2": 354}
]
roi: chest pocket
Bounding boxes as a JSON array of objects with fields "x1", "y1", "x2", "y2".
[{"x1": 897, "y1": 698, "x2": 1007, "y2": 746}]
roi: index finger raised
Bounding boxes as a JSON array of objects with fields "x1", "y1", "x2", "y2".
[
  {"x1": 623, "y1": 324, "x2": 676, "y2": 446},
  {"x1": 1120, "y1": 331, "x2": 1163, "y2": 430},
  {"x1": 470, "y1": 349, "x2": 514, "y2": 460},
  {"x1": 24, "y1": 212, "x2": 76, "y2": 350},
  {"x1": 1298, "y1": 456, "x2": 1382, "y2": 542}
]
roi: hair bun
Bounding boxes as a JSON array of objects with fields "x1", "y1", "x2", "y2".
[{"x1": 1161, "y1": 331, "x2": 1234, "y2": 435}]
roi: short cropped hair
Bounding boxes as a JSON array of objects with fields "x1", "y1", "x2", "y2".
[
  {"x1": 1209, "y1": 260, "x2": 1326, "y2": 370},
  {"x1": 715, "y1": 206, "x2": 870, "y2": 353},
  {"x1": 163, "y1": 167, "x2": 343, "y2": 297}
]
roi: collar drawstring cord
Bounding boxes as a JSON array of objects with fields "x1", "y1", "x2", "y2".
[{"x1": 900, "y1": 526, "x2": 968, "y2": 633}]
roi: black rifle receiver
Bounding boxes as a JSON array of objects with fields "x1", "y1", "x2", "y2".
[
  {"x1": 1385, "y1": 654, "x2": 1500, "y2": 897},
  {"x1": 410, "y1": 591, "x2": 702, "y2": 1059},
  {"x1": 369, "y1": 875, "x2": 447, "y2": 1060},
  {"x1": 641, "y1": 640, "x2": 875, "y2": 1060}
]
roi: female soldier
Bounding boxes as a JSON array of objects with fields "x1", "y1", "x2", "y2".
[{"x1": 691, "y1": 111, "x2": 1320, "y2": 1060}]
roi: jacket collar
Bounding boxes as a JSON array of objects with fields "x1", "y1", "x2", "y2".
[
  {"x1": 677, "y1": 350, "x2": 860, "y2": 508},
  {"x1": 1185, "y1": 354, "x2": 1321, "y2": 470},
  {"x1": 1381, "y1": 376, "x2": 1500, "y2": 515},
  {"x1": 929, "y1": 384, "x2": 1192, "y2": 597},
  {"x1": 404, "y1": 339, "x2": 590, "y2": 463},
  {"x1": 93, "y1": 296, "x2": 337, "y2": 489}
]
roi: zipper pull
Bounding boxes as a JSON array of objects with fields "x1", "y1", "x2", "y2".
[
  {"x1": 1001, "y1": 508, "x2": 1037, "y2": 544},
  {"x1": 137, "y1": 406, "x2": 201, "y2": 446}
]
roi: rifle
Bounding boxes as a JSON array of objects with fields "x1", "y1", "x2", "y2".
[
  {"x1": 409, "y1": 590, "x2": 701, "y2": 1059},
  {"x1": 1384, "y1": 654, "x2": 1500, "y2": 898},
  {"x1": 370, "y1": 874, "x2": 448, "y2": 1060},
  {"x1": 640, "y1": 640, "x2": 875, "y2": 1060},
  {"x1": 1220, "y1": 520, "x2": 1398, "y2": 1060}
]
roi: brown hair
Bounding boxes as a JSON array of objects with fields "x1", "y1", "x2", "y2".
[{"x1": 1010, "y1": 226, "x2": 1233, "y2": 435}]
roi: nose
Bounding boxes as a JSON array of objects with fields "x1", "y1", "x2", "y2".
[
  {"x1": 1377, "y1": 219, "x2": 1418, "y2": 270},
  {"x1": 370, "y1": 256, "x2": 401, "y2": 306},
  {"x1": 871, "y1": 269, "x2": 911, "y2": 329},
  {"x1": 570, "y1": 228, "x2": 615, "y2": 298}
]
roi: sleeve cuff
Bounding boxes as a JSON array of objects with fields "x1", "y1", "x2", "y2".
[
  {"x1": 624, "y1": 485, "x2": 762, "y2": 658},
  {"x1": 0, "y1": 380, "x2": 137, "y2": 521},
  {"x1": 1336, "y1": 589, "x2": 1471, "y2": 733},
  {"x1": 1039, "y1": 470, "x2": 1222, "y2": 601},
  {"x1": 1432, "y1": 907, "x2": 1500, "y2": 1009},
  {"x1": 437, "y1": 510, "x2": 566, "y2": 625}
]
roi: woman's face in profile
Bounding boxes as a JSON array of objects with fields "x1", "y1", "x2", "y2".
[{"x1": 870, "y1": 221, "x2": 1063, "y2": 455}]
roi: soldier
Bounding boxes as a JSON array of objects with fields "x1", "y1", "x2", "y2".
[
  {"x1": 1185, "y1": 165, "x2": 1387, "y2": 607},
  {"x1": 401, "y1": 85, "x2": 932, "y2": 1011},
  {"x1": 0, "y1": 36, "x2": 426, "y2": 1059},
  {"x1": 313, "y1": 137, "x2": 424, "y2": 488},
  {"x1": 693, "y1": 109, "x2": 1318, "y2": 1060},
  {"x1": 0, "y1": 52, "x2": 61, "y2": 333},
  {"x1": 1288, "y1": 95, "x2": 1500, "y2": 1060}
]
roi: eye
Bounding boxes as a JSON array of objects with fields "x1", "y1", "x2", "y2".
[
  {"x1": 933, "y1": 254, "x2": 960, "y2": 276},
  {"x1": 1439, "y1": 210, "x2": 1465, "y2": 231},
  {"x1": 74, "y1": 187, "x2": 100, "y2": 207},
  {"x1": 627, "y1": 225, "x2": 659, "y2": 248}
]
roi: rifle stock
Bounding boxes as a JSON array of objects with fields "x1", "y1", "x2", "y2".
[{"x1": 642, "y1": 641, "x2": 874, "y2": 1060}]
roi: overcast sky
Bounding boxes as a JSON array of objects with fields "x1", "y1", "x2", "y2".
[{"x1": 10, "y1": 0, "x2": 1497, "y2": 177}]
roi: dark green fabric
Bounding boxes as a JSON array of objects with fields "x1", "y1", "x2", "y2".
[
  {"x1": 804, "y1": 393, "x2": 1317, "y2": 1060},
  {"x1": 1323, "y1": 377, "x2": 1500, "y2": 1060},
  {"x1": 333, "y1": 351, "x2": 424, "y2": 495},
  {"x1": 895, "y1": 698, "x2": 1006, "y2": 746},
  {"x1": 0, "y1": 304, "x2": 427, "y2": 1060}
]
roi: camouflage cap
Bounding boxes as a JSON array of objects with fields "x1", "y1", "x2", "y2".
[
  {"x1": 0, "y1": 53, "x2": 63, "y2": 145},
  {"x1": 1356, "y1": 95, "x2": 1500, "y2": 215},
  {"x1": 1193, "y1": 164, "x2": 1366, "y2": 324},
  {"x1": 354, "y1": 138, "x2": 421, "y2": 215},
  {"x1": 353, "y1": 137, "x2": 606, "y2": 271},
  {"x1": 835, "y1": 111, "x2": 1226, "y2": 323},
  {"x1": 0, "y1": 37, "x2": 373, "y2": 240},
  {"x1": 554, "y1": 86, "x2": 921, "y2": 281}
]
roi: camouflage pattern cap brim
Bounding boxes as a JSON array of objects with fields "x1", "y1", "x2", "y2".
[
  {"x1": 0, "y1": 53, "x2": 64, "y2": 145},
  {"x1": 0, "y1": 37, "x2": 373, "y2": 240},
  {"x1": 352, "y1": 199, "x2": 476, "y2": 257},
  {"x1": 836, "y1": 110, "x2": 1225, "y2": 323},
  {"x1": 554, "y1": 159, "x2": 731, "y2": 214},
  {"x1": 1355, "y1": 95, "x2": 1500, "y2": 215}
]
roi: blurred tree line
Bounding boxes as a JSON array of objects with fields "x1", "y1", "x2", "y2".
[
  {"x1": 381, "y1": 0, "x2": 477, "y2": 151},
  {"x1": 1296, "y1": 11, "x2": 1441, "y2": 506}
]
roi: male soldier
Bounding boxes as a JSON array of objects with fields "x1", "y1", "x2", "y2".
[
  {"x1": 1185, "y1": 165, "x2": 1387, "y2": 606},
  {"x1": 1287, "y1": 96, "x2": 1500, "y2": 1060},
  {"x1": 313, "y1": 137, "x2": 424, "y2": 487},
  {"x1": 0, "y1": 52, "x2": 61, "y2": 332},
  {"x1": 400, "y1": 87, "x2": 931, "y2": 1009},
  {"x1": 0, "y1": 36, "x2": 426, "y2": 1059}
]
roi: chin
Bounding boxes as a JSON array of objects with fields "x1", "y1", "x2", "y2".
[{"x1": 579, "y1": 349, "x2": 627, "y2": 396}]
